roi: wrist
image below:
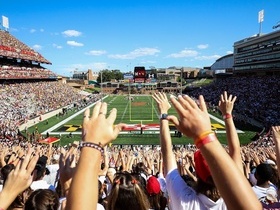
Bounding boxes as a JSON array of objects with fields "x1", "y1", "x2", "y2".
[
  {"x1": 0, "y1": 188, "x2": 18, "y2": 210},
  {"x1": 80, "y1": 142, "x2": 104, "y2": 154},
  {"x1": 194, "y1": 130, "x2": 214, "y2": 144},
  {"x1": 195, "y1": 132, "x2": 217, "y2": 149},
  {"x1": 223, "y1": 113, "x2": 232, "y2": 120},
  {"x1": 159, "y1": 113, "x2": 168, "y2": 120}
]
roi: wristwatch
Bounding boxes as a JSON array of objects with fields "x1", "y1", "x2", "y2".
[{"x1": 160, "y1": 113, "x2": 168, "y2": 120}]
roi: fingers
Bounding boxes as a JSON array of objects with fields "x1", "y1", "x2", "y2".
[
  {"x1": 83, "y1": 108, "x2": 90, "y2": 120},
  {"x1": 107, "y1": 108, "x2": 117, "y2": 125},
  {"x1": 182, "y1": 95, "x2": 197, "y2": 109},
  {"x1": 92, "y1": 101, "x2": 102, "y2": 118},
  {"x1": 232, "y1": 96, "x2": 237, "y2": 103},
  {"x1": 112, "y1": 123, "x2": 126, "y2": 138},
  {"x1": 198, "y1": 95, "x2": 207, "y2": 112},
  {"x1": 223, "y1": 91, "x2": 228, "y2": 100},
  {"x1": 27, "y1": 151, "x2": 39, "y2": 175},
  {"x1": 99, "y1": 102, "x2": 107, "y2": 117},
  {"x1": 170, "y1": 95, "x2": 185, "y2": 116},
  {"x1": 167, "y1": 115, "x2": 181, "y2": 131}
]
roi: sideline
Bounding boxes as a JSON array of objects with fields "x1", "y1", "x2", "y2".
[
  {"x1": 209, "y1": 114, "x2": 244, "y2": 133},
  {"x1": 41, "y1": 95, "x2": 108, "y2": 135}
]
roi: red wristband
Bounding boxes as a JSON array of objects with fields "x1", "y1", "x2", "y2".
[
  {"x1": 194, "y1": 131, "x2": 214, "y2": 145},
  {"x1": 195, "y1": 133, "x2": 217, "y2": 149},
  {"x1": 223, "y1": 113, "x2": 232, "y2": 120}
]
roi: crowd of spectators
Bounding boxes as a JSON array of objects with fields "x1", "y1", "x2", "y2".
[
  {"x1": 0, "y1": 30, "x2": 51, "y2": 64},
  {"x1": 189, "y1": 75, "x2": 280, "y2": 128},
  {"x1": 0, "y1": 91, "x2": 279, "y2": 210},
  {"x1": 0, "y1": 65, "x2": 56, "y2": 79},
  {"x1": 0, "y1": 81, "x2": 101, "y2": 142}
]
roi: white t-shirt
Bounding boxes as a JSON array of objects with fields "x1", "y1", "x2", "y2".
[
  {"x1": 252, "y1": 185, "x2": 278, "y2": 202},
  {"x1": 166, "y1": 168, "x2": 227, "y2": 210},
  {"x1": 43, "y1": 164, "x2": 59, "y2": 186},
  {"x1": 31, "y1": 180, "x2": 56, "y2": 191}
]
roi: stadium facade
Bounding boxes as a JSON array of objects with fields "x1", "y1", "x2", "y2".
[{"x1": 233, "y1": 30, "x2": 280, "y2": 75}]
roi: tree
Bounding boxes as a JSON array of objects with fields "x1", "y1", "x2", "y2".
[{"x1": 97, "y1": 69, "x2": 124, "y2": 83}]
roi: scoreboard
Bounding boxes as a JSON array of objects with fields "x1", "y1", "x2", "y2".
[{"x1": 134, "y1": 66, "x2": 146, "y2": 83}]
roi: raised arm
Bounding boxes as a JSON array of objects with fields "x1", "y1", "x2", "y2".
[
  {"x1": 66, "y1": 102, "x2": 125, "y2": 210},
  {"x1": 272, "y1": 126, "x2": 280, "y2": 177},
  {"x1": 218, "y1": 91, "x2": 243, "y2": 172},
  {"x1": 0, "y1": 145, "x2": 39, "y2": 210},
  {"x1": 152, "y1": 92, "x2": 176, "y2": 176},
  {"x1": 168, "y1": 94, "x2": 262, "y2": 210}
]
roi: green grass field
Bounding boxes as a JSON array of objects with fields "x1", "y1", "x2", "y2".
[{"x1": 26, "y1": 94, "x2": 257, "y2": 146}]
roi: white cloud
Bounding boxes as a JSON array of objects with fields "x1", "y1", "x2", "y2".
[
  {"x1": 62, "y1": 30, "x2": 82, "y2": 37},
  {"x1": 167, "y1": 49, "x2": 198, "y2": 58},
  {"x1": 52, "y1": 44, "x2": 63, "y2": 49},
  {"x1": 62, "y1": 62, "x2": 108, "y2": 74},
  {"x1": 109, "y1": 48, "x2": 160, "y2": 59},
  {"x1": 197, "y1": 44, "x2": 209, "y2": 49},
  {"x1": 67, "y1": 41, "x2": 84, "y2": 47},
  {"x1": 140, "y1": 60, "x2": 156, "y2": 64},
  {"x1": 30, "y1": 29, "x2": 36, "y2": 33},
  {"x1": 32, "y1": 44, "x2": 42, "y2": 50},
  {"x1": 226, "y1": 50, "x2": 233, "y2": 54},
  {"x1": 195, "y1": 55, "x2": 221, "y2": 60},
  {"x1": 85, "y1": 50, "x2": 107, "y2": 56}
]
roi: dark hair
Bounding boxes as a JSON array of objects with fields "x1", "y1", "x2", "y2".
[
  {"x1": 1, "y1": 164, "x2": 15, "y2": 184},
  {"x1": 34, "y1": 164, "x2": 46, "y2": 180},
  {"x1": 255, "y1": 163, "x2": 274, "y2": 185},
  {"x1": 24, "y1": 189, "x2": 59, "y2": 210},
  {"x1": 147, "y1": 192, "x2": 167, "y2": 210},
  {"x1": 106, "y1": 173, "x2": 150, "y2": 210},
  {"x1": 194, "y1": 177, "x2": 220, "y2": 202}
]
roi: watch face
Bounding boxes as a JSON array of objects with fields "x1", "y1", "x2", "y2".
[{"x1": 161, "y1": 114, "x2": 168, "y2": 119}]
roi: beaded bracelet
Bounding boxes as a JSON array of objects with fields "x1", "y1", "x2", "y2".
[
  {"x1": 80, "y1": 142, "x2": 104, "y2": 154},
  {"x1": 223, "y1": 113, "x2": 232, "y2": 120},
  {"x1": 195, "y1": 133, "x2": 217, "y2": 149}
]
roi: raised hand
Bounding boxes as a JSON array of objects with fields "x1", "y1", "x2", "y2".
[
  {"x1": 82, "y1": 102, "x2": 126, "y2": 147},
  {"x1": 218, "y1": 91, "x2": 237, "y2": 116},
  {"x1": 168, "y1": 95, "x2": 211, "y2": 140},
  {"x1": 0, "y1": 146, "x2": 39, "y2": 209},
  {"x1": 152, "y1": 92, "x2": 171, "y2": 114},
  {"x1": 272, "y1": 126, "x2": 280, "y2": 143}
]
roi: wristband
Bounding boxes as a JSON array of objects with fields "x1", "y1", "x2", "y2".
[
  {"x1": 195, "y1": 133, "x2": 217, "y2": 149},
  {"x1": 80, "y1": 142, "x2": 104, "y2": 154},
  {"x1": 223, "y1": 113, "x2": 232, "y2": 120},
  {"x1": 194, "y1": 130, "x2": 214, "y2": 145}
]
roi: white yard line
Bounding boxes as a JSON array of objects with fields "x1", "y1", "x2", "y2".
[
  {"x1": 41, "y1": 95, "x2": 108, "y2": 135},
  {"x1": 119, "y1": 100, "x2": 130, "y2": 123}
]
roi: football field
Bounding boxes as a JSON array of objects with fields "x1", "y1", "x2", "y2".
[{"x1": 42, "y1": 94, "x2": 244, "y2": 137}]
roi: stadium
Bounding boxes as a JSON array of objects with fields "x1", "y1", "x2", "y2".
[
  {"x1": 1, "y1": 25, "x2": 280, "y2": 147},
  {"x1": 1, "y1": 10, "x2": 280, "y2": 210}
]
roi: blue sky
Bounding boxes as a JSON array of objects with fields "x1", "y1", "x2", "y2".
[{"x1": 1, "y1": 0, "x2": 279, "y2": 76}]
